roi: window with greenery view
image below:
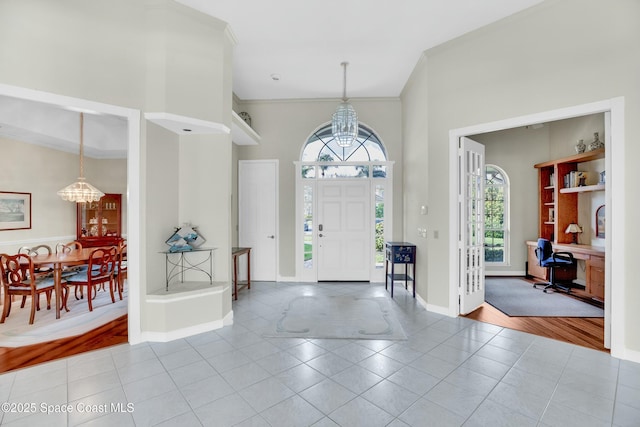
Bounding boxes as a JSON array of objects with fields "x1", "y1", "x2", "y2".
[{"x1": 485, "y1": 165, "x2": 509, "y2": 264}]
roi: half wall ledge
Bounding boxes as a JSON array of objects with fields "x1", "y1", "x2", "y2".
[{"x1": 143, "y1": 281, "x2": 233, "y2": 342}]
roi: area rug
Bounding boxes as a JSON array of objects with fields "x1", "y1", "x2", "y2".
[
  {"x1": 485, "y1": 277, "x2": 604, "y2": 317},
  {"x1": 0, "y1": 286, "x2": 128, "y2": 347},
  {"x1": 263, "y1": 295, "x2": 407, "y2": 340}
]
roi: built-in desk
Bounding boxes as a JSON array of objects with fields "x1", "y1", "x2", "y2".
[{"x1": 526, "y1": 241, "x2": 605, "y2": 300}]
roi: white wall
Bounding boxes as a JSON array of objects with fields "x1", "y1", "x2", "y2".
[
  {"x1": 401, "y1": 0, "x2": 640, "y2": 353},
  {"x1": 235, "y1": 98, "x2": 403, "y2": 278}
]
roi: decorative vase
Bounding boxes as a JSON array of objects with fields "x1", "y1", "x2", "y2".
[
  {"x1": 588, "y1": 132, "x2": 604, "y2": 151},
  {"x1": 575, "y1": 139, "x2": 586, "y2": 153}
]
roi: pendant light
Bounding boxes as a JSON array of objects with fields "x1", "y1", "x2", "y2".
[
  {"x1": 332, "y1": 62, "x2": 358, "y2": 148},
  {"x1": 57, "y1": 112, "x2": 105, "y2": 203}
]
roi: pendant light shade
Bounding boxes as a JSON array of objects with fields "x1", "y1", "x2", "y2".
[
  {"x1": 332, "y1": 62, "x2": 358, "y2": 148},
  {"x1": 58, "y1": 112, "x2": 105, "y2": 203}
]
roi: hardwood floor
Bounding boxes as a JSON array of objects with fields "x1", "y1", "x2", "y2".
[
  {"x1": 0, "y1": 314, "x2": 128, "y2": 373},
  {"x1": 464, "y1": 286, "x2": 606, "y2": 352}
]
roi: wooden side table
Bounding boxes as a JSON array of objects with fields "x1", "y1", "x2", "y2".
[
  {"x1": 385, "y1": 242, "x2": 416, "y2": 298},
  {"x1": 232, "y1": 247, "x2": 251, "y2": 300}
]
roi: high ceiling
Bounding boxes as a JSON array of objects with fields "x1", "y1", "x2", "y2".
[
  {"x1": 177, "y1": 0, "x2": 544, "y2": 100},
  {"x1": 1, "y1": 0, "x2": 544, "y2": 157}
]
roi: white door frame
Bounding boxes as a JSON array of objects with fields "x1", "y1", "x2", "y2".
[{"x1": 449, "y1": 97, "x2": 625, "y2": 357}]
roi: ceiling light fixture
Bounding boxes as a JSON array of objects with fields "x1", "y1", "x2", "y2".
[
  {"x1": 57, "y1": 112, "x2": 105, "y2": 203},
  {"x1": 332, "y1": 62, "x2": 358, "y2": 148}
]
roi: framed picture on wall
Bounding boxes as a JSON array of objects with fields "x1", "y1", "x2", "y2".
[
  {"x1": 0, "y1": 192, "x2": 31, "y2": 231},
  {"x1": 596, "y1": 205, "x2": 605, "y2": 239}
]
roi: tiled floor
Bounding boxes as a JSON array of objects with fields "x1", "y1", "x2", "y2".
[{"x1": 1, "y1": 281, "x2": 639, "y2": 426}]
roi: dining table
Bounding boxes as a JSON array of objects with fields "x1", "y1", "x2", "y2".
[{"x1": 30, "y1": 248, "x2": 102, "y2": 319}]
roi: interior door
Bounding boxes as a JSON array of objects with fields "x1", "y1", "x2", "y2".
[
  {"x1": 317, "y1": 180, "x2": 370, "y2": 281},
  {"x1": 459, "y1": 137, "x2": 485, "y2": 314},
  {"x1": 239, "y1": 160, "x2": 277, "y2": 281}
]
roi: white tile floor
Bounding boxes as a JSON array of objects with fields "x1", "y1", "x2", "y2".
[{"x1": 1, "y1": 281, "x2": 639, "y2": 426}]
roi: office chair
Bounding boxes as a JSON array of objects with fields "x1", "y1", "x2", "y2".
[{"x1": 532, "y1": 238, "x2": 575, "y2": 293}]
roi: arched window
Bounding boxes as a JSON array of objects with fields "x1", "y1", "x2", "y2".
[
  {"x1": 485, "y1": 165, "x2": 509, "y2": 265},
  {"x1": 301, "y1": 123, "x2": 387, "y2": 162}
]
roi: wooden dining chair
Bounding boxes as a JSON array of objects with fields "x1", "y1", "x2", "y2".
[
  {"x1": 19, "y1": 245, "x2": 54, "y2": 277},
  {"x1": 56, "y1": 241, "x2": 83, "y2": 254},
  {"x1": 0, "y1": 253, "x2": 58, "y2": 324},
  {"x1": 15, "y1": 245, "x2": 54, "y2": 309},
  {"x1": 114, "y1": 243, "x2": 127, "y2": 300},
  {"x1": 64, "y1": 247, "x2": 117, "y2": 312}
]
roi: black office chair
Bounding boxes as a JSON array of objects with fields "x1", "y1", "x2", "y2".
[{"x1": 533, "y1": 238, "x2": 575, "y2": 293}]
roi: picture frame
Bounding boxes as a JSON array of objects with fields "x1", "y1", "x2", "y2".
[
  {"x1": 0, "y1": 192, "x2": 31, "y2": 231},
  {"x1": 596, "y1": 204, "x2": 605, "y2": 239}
]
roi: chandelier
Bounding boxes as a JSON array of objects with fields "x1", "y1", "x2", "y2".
[
  {"x1": 332, "y1": 62, "x2": 358, "y2": 148},
  {"x1": 57, "y1": 112, "x2": 105, "y2": 203}
]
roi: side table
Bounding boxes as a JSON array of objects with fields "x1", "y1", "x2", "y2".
[{"x1": 385, "y1": 241, "x2": 416, "y2": 298}]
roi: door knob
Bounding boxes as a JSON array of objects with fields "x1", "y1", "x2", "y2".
[
  {"x1": 267, "y1": 235, "x2": 275, "y2": 239},
  {"x1": 319, "y1": 233, "x2": 323, "y2": 237}
]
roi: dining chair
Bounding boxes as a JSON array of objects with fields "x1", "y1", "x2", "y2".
[
  {"x1": 15, "y1": 245, "x2": 54, "y2": 309},
  {"x1": 56, "y1": 241, "x2": 83, "y2": 254},
  {"x1": 114, "y1": 243, "x2": 127, "y2": 300},
  {"x1": 64, "y1": 247, "x2": 117, "y2": 311},
  {"x1": 18, "y1": 245, "x2": 54, "y2": 277},
  {"x1": 0, "y1": 253, "x2": 59, "y2": 324}
]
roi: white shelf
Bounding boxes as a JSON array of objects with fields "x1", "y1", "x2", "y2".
[
  {"x1": 145, "y1": 112, "x2": 230, "y2": 135},
  {"x1": 232, "y1": 111, "x2": 260, "y2": 145},
  {"x1": 560, "y1": 184, "x2": 605, "y2": 194}
]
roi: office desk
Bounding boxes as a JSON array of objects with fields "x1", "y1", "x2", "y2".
[{"x1": 526, "y1": 241, "x2": 605, "y2": 300}]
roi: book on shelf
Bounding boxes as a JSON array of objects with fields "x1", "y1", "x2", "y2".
[{"x1": 563, "y1": 171, "x2": 589, "y2": 188}]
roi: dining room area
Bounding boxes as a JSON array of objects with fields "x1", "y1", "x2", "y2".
[{"x1": 0, "y1": 100, "x2": 130, "y2": 372}]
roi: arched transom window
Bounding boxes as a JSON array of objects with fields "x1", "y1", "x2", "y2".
[{"x1": 302, "y1": 123, "x2": 387, "y2": 162}]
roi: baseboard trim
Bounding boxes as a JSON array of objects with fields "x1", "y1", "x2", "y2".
[{"x1": 139, "y1": 310, "x2": 233, "y2": 343}]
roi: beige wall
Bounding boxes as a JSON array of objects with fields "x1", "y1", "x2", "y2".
[
  {"x1": 402, "y1": 0, "x2": 639, "y2": 351},
  {"x1": 235, "y1": 98, "x2": 403, "y2": 278},
  {"x1": 0, "y1": 137, "x2": 127, "y2": 254}
]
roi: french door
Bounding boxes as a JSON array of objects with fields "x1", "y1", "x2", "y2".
[{"x1": 459, "y1": 137, "x2": 485, "y2": 314}]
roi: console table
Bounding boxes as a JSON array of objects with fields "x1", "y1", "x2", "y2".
[
  {"x1": 162, "y1": 247, "x2": 215, "y2": 291},
  {"x1": 385, "y1": 241, "x2": 416, "y2": 298},
  {"x1": 232, "y1": 247, "x2": 251, "y2": 300}
]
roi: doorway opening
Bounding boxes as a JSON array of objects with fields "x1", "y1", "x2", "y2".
[
  {"x1": 0, "y1": 83, "x2": 141, "y2": 371},
  {"x1": 449, "y1": 98, "x2": 625, "y2": 356}
]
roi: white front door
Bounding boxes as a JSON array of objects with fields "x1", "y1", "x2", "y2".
[
  {"x1": 317, "y1": 180, "x2": 370, "y2": 281},
  {"x1": 459, "y1": 137, "x2": 485, "y2": 314},
  {"x1": 239, "y1": 160, "x2": 278, "y2": 281}
]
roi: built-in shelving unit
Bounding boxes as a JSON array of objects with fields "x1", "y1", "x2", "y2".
[{"x1": 534, "y1": 148, "x2": 604, "y2": 244}]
